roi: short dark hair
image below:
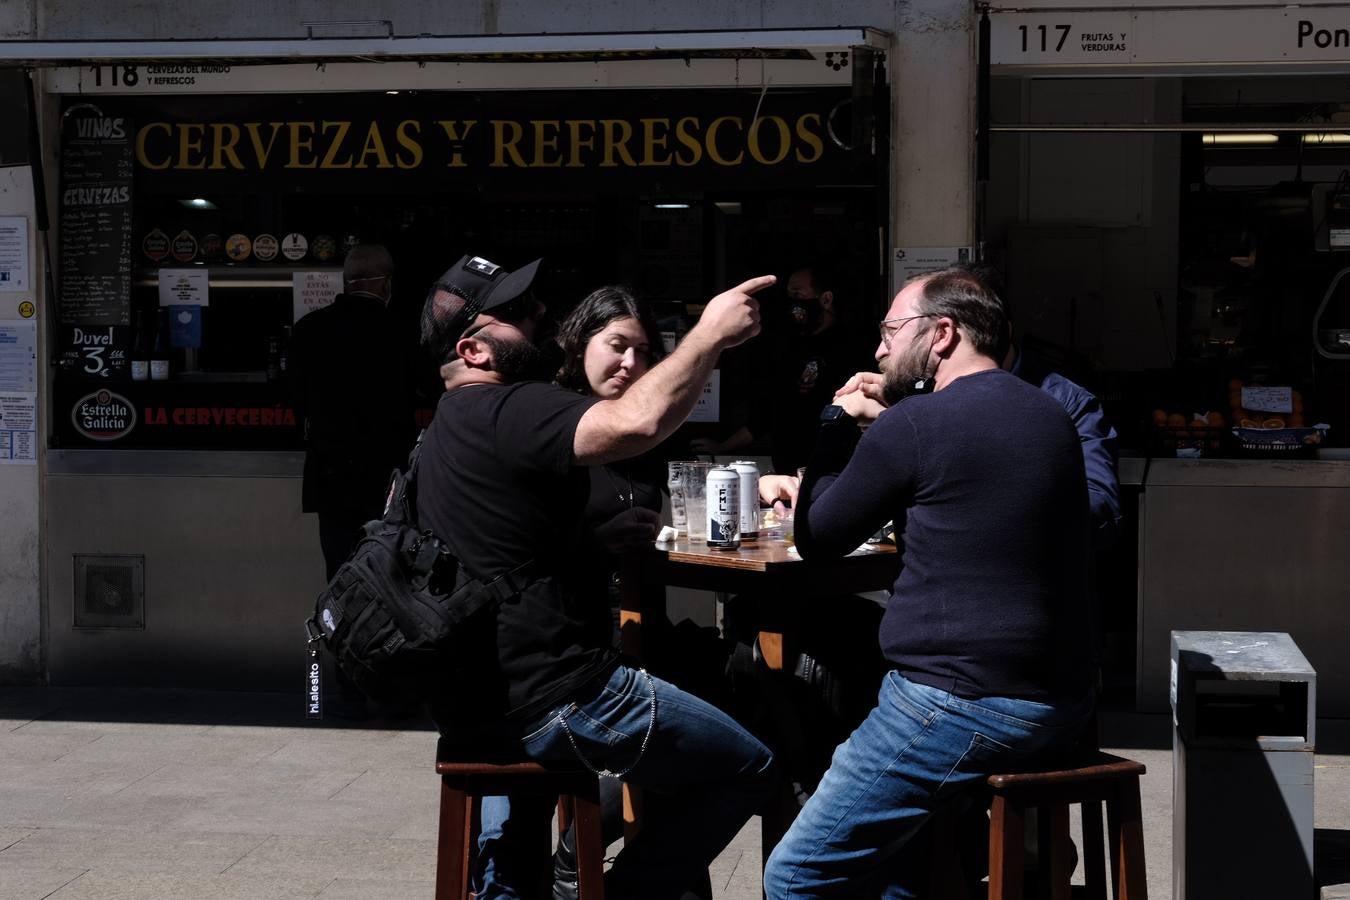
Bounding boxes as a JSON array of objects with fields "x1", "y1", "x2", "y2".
[
  {"x1": 792, "y1": 261, "x2": 840, "y2": 299},
  {"x1": 914, "y1": 268, "x2": 1009, "y2": 361},
  {"x1": 420, "y1": 283, "x2": 540, "y2": 366},
  {"x1": 554, "y1": 286, "x2": 664, "y2": 393},
  {"x1": 419, "y1": 285, "x2": 469, "y2": 366}
]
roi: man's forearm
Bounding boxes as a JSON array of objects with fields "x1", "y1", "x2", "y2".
[{"x1": 574, "y1": 328, "x2": 722, "y2": 465}]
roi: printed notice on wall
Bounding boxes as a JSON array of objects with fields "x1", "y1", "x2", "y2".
[
  {"x1": 293, "y1": 271, "x2": 343, "y2": 322},
  {"x1": 893, "y1": 247, "x2": 971, "y2": 293},
  {"x1": 0, "y1": 392, "x2": 37, "y2": 464},
  {"x1": 687, "y1": 369, "x2": 721, "y2": 423},
  {"x1": 158, "y1": 268, "x2": 209, "y2": 307},
  {"x1": 0, "y1": 320, "x2": 38, "y2": 393},
  {"x1": 0, "y1": 217, "x2": 29, "y2": 292}
]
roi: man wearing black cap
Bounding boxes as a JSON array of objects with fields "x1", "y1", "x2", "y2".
[
  {"x1": 418, "y1": 254, "x2": 777, "y2": 900},
  {"x1": 290, "y1": 244, "x2": 415, "y2": 581}
]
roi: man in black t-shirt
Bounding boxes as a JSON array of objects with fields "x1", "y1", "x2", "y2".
[{"x1": 417, "y1": 254, "x2": 776, "y2": 900}]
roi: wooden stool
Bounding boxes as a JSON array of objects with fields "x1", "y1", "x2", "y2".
[
  {"x1": 435, "y1": 746, "x2": 606, "y2": 900},
  {"x1": 930, "y1": 751, "x2": 1148, "y2": 900}
]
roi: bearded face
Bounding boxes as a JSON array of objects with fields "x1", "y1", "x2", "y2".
[
  {"x1": 881, "y1": 324, "x2": 936, "y2": 406},
  {"x1": 479, "y1": 330, "x2": 559, "y2": 383}
]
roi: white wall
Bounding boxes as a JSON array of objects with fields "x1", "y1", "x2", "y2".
[
  {"x1": 0, "y1": 165, "x2": 43, "y2": 682},
  {"x1": 26, "y1": 0, "x2": 897, "y2": 40},
  {"x1": 892, "y1": 0, "x2": 976, "y2": 253}
]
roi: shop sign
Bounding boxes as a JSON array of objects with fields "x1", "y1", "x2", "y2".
[
  {"x1": 58, "y1": 114, "x2": 133, "y2": 328},
  {"x1": 293, "y1": 271, "x2": 342, "y2": 322},
  {"x1": 992, "y1": 7, "x2": 1350, "y2": 69},
  {"x1": 91, "y1": 89, "x2": 866, "y2": 192},
  {"x1": 990, "y1": 14, "x2": 1131, "y2": 65},
  {"x1": 71, "y1": 388, "x2": 137, "y2": 441},
  {"x1": 59, "y1": 324, "x2": 128, "y2": 379},
  {"x1": 142, "y1": 405, "x2": 296, "y2": 428}
]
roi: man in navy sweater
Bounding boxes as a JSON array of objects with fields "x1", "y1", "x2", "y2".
[{"x1": 762, "y1": 268, "x2": 1097, "y2": 899}]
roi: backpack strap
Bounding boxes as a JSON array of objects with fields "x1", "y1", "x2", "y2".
[{"x1": 473, "y1": 558, "x2": 541, "y2": 605}]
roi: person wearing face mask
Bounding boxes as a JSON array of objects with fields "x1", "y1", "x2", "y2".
[
  {"x1": 762, "y1": 268, "x2": 1096, "y2": 899},
  {"x1": 419, "y1": 255, "x2": 777, "y2": 900},
  {"x1": 691, "y1": 262, "x2": 874, "y2": 475},
  {"x1": 289, "y1": 244, "x2": 416, "y2": 582}
]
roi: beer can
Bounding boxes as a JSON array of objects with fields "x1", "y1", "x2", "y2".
[
  {"x1": 706, "y1": 466, "x2": 741, "y2": 550},
  {"x1": 729, "y1": 460, "x2": 760, "y2": 541}
]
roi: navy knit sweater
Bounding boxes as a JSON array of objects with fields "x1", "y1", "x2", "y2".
[{"x1": 796, "y1": 368, "x2": 1093, "y2": 699}]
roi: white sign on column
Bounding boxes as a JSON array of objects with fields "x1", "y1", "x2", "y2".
[{"x1": 0, "y1": 217, "x2": 29, "y2": 292}]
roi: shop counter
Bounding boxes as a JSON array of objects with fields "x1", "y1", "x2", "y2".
[{"x1": 44, "y1": 449, "x2": 323, "y2": 691}]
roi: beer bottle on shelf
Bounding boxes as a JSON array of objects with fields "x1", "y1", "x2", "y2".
[
  {"x1": 150, "y1": 307, "x2": 170, "y2": 381},
  {"x1": 129, "y1": 310, "x2": 150, "y2": 382}
]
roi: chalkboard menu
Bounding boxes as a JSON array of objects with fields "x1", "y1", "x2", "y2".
[{"x1": 58, "y1": 112, "x2": 134, "y2": 379}]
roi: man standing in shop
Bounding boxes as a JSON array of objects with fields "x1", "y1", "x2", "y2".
[
  {"x1": 418, "y1": 254, "x2": 776, "y2": 900},
  {"x1": 692, "y1": 262, "x2": 873, "y2": 474},
  {"x1": 763, "y1": 268, "x2": 1095, "y2": 898},
  {"x1": 289, "y1": 244, "x2": 415, "y2": 581}
]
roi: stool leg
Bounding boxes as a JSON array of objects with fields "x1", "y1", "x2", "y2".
[
  {"x1": 1046, "y1": 803, "x2": 1072, "y2": 900},
  {"x1": 988, "y1": 795, "x2": 1025, "y2": 900},
  {"x1": 1106, "y1": 776, "x2": 1148, "y2": 900},
  {"x1": 1081, "y1": 799, "x2": 1107, "y2": 900},
  {"x1": 436, "y1": 778, "x2": 472, "y2": 900},
  {"x1": 572, "y1": 782, "x2": 606, "y2": 900}
]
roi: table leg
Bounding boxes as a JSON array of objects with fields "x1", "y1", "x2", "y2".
[{"x1": 617, "y1": 561, "x2": 646, "y2": 842}]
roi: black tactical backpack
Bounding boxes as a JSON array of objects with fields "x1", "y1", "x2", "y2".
[{"x1": 305, "y1": 436, "x2": 532, "y2": 713}]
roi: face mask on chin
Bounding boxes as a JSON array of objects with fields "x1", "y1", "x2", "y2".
[
  {"x1": 881, "y1": 335, "x2": 937, "y2": 406},
  {"x1": 790, "y1": 299, "x2": 823, "y2": 333}
]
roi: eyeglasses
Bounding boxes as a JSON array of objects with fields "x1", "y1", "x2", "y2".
[
  {"x1": 461, "y1": 319, "x2": 521, "y2": 341},
  {"x1": 878, "y1": 314, "x2": 934, "y2": 349}
]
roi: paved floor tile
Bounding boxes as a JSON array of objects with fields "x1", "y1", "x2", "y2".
[
  {"x1": 0, "y1": 827, "x2": 265, "y2": 876},
  {"x1": 0, "y1": 863, "x2": 88, "y2": 900},
  {"x1": 316, "y1": 877, "x2": 434, "y2": 899},
  {"x1": 41, "y1": 869, "x2": 324, "y2": 899},
  {"x1": 222, "y1": 833, "x2": 437, "y2": 883},
  {"x1": 0, "y1": 731, "x2": 102, "y2": 763}
]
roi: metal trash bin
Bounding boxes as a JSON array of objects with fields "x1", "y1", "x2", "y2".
[{"x1": 1171, "y1": 631, "x2": 1316, "y2": 900}]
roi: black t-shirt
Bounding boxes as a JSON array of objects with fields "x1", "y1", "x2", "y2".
[
  {"x1": 750, "y1": 323, "x2": 876, "y2": 474},
  {"x1": 418, "y1": 381, "x2": 616, "y2": 725}
]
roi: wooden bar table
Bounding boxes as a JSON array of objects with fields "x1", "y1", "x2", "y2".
[{"x1": 617, "y1": 534, "x2": 899, "y2": 857}]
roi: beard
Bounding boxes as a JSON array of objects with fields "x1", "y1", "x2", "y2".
[
  {"x1": 881, "y1": 335, "x2": 935, "y2": 406},
  {"x1": 479, "y1": 331, "x2": 560, "y2": 383}
]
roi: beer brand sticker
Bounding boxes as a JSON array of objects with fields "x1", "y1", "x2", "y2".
[
  {"x1": 281, "y1": 233, "x2": 308, "y2": 261},
  {"x1": 200, "y1": 233, "x2": 224, "y2": 260},
  {"x1": 171, "y1": 230, "x2": 198, "y2": 263},
  {"x1": 311, "y1": 234, "x2": 336, "y2": 262},
  {"x1": 18, "y1": 300, "x2": 35, "y2": 318},
  {"x1": 253, "y1": 233, "x2": 279, "y2": 261},
  {"x1": 143, "y1": 228, "x2": 170, "y2": 262},
  {"x1": 225, "y1": 233, "x2": 252, "y2": 261},
  {"x1": 71, "y1": 389, "x2": 136, "y2": 441}
]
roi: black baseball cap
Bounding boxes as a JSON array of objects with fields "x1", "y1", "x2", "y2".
[{"x1": 435, "y1": 254, "x2": 543, "y2": 343}]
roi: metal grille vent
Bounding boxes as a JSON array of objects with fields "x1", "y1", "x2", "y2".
[{"x1": 73, "y1": 555, "x2": 145, "y2": 629}]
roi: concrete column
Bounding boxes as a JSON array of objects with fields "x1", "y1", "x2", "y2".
[
  {"x1": 0, "y1": 162, "x2": 43, "y2": 683},
  {"x1": 890, "y1": 0, "x2": 976, "y2": 271}
]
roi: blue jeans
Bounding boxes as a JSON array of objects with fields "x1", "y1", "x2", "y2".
[
  {"x1": 476, "y1": 664, "x2": 776, "y2": 900},
  {"x1": 763, "y1": 671, "x2": 1094, "y2": 899}
]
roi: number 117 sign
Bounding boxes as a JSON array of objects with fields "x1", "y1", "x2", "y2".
[{"x1": 990, "y1": 13, "x2": 1132, "y2": 65}]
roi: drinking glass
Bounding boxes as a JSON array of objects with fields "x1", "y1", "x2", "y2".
[
  {"x1": 667, "y1": 461, "x2": 689, "y2": 533},
  {"x1": 682, "y1": 461, "x2": 713, "y2": 542}
]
